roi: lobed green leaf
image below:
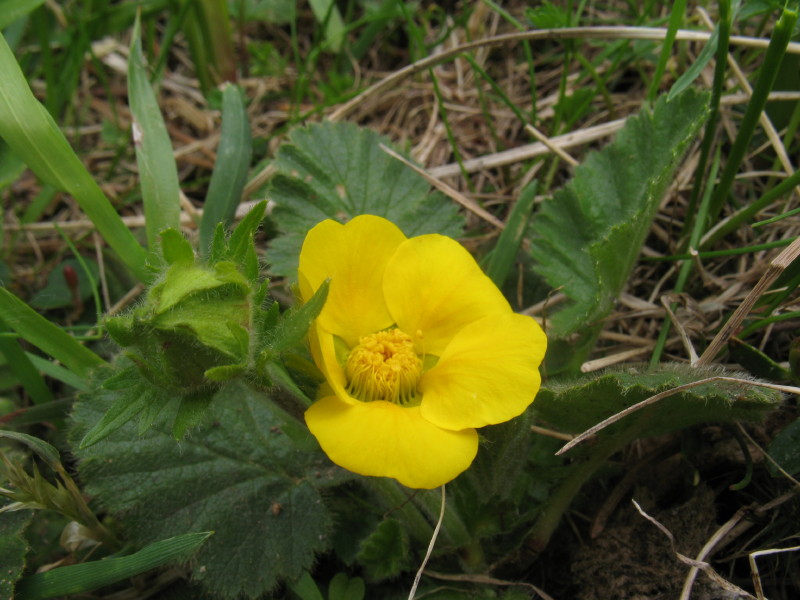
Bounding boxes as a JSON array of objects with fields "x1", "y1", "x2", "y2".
[
  {"x1": 267, "y1": 121, "x2": 464, "y2": 277},
  {"x1": 529, "y1": 90, "x2": 709, "y2": 340},
  {"x1": 533, "y1": 364, "x2": 782, "y2": 446},
  {"x1": 71, "y1": 380, "x2": 349, "y2": 599}
]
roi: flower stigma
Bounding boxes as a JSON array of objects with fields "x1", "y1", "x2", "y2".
[{"x1": 345, "y1": 328, "x2": 422, "y2": 404}]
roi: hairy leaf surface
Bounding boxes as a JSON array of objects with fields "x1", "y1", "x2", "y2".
[
  {"x1": 533, "y1": 365, "x2": 781, "y2": 444},
  {"x1": 267, "y1": 121, "x2": 463, "y2": 277},
  {"x1": 530, "y1": 90, "x2": 709, "y2": 337},
  {"x1": 0, "y1": 507, "x2": 31, "y2": 599},
  {"x1": 71, "y1": 381, "x2": 349, "y2": 599}
]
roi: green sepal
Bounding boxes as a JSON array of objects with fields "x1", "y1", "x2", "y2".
[
  {"x1": 228, "y1": 200, "x2": 266, "y2": 279},
  {"x1": 205, "y1": 364, "x2": 247, "y2": 382},
  {"x1": 137, "y1": 391, "x2": 173, "y2": 436},
  {"x1": 151, "y1": 261, "x2": 249, "y2": 314},
  {"x1": 79, "y1": 389, "x2": 148, "y2": 449},
  {"x1": 100, "y1": 366, "x2": 141, "y2": 391},
  {"x1": 172, "y1": 390, "x2": 216, "y2": 440},
  {"x1": 255, "y1": 301, "x2": 280, "y2": 345},
  {"x1": 160, "y1": 228, "x2": 195, "y2": 265},
  {"x1": 262, "y1": 360, "x2": 312, "y2": 405},
  {"x1": 209, "y1": 221, "x2": 228, "y2": 264},
  {"x1": 81, "y1": 369, "x2": 173, "y2": 448},
  {"x1": 252, "y1": 280, "x2": 270, "y2": 309},
  {"x1": 264, "y1": 279, "x2": 329, "y2": 356},
  {"x1": 228, "y1": 322, "x2": 250, "y2": 358}
]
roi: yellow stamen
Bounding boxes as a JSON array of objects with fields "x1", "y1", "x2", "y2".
[{"x1": 346, "y1": 328, "x2": 422, "y2": 404}]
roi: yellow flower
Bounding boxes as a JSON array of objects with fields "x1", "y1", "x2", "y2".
[{"x1": 299, "y1": 215, "x2": 547, "y2": 489}]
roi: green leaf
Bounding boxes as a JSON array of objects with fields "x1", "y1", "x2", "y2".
[
  {"x1": 160, "y1": 229, "x2": 195, "y2": 265},
  {"x1": 529, "y1": 90, "x2": 709, "y2": 339},
  {"x1": 286, "y1": 571, "x2": 325, "y2": 600},
  {"x1": 26, "y1": 353, "x2": 89, "y2": 391},
  {"x1": 0, "y1": 0, "x2": 47, "y2": 29},
  {"x1": 28, "y1": 258, "x2": 99, "y2": 310},
  {"x1": 0, "y1": 316, "x2": 53, "y2": 404},
  {"x1": 308, "y1": 0, "x2": 345, "y2": 51},
  {"x1": 15, "y1": 532, "x2": 212, "y2": 600},
  {"x1": 356, "y1": 518, "x2": 409, "y2": 581},
  {"x1": 0, "y1": 507, "x2": 32, "y2": 599},
  {"x1": 171, "y1": 389, "x2": 216, "y2": 439},
  {"x1": 533, "y1": 365, "x2": 781, "y2": 445},
  {"x1": 0, "y1": 288, "x2": 104, "y2": 377},
  {"x1": 128, "y1": 14, "x2": 181, "y2": 249},
  {"x1": 466, "y1": 409, "x2": 532, "y2": 503},
  {"x1": 267, "y1": 121, "x2": 464, "y2": 277},
  {"x1": 0, "y1": 430, "x2": 61, "y2": 471},
  {"x1": 79, "y1": 377, "x2": 153, "y2": 449},
  {"x1": 265, "y1": 279, "x2": 329, "y2": 355},
  {"x1": 668, "y1": 25, "x2": 719, "y2": 100},
  {"x1": 71, "y1": 381, "x2": 347, "y2": 599},
  {"x1": 328, "y1": 572, "x2": 365, "y2": 600},
  {"x1": 0, "y1": 34, "x2": 148, "y2": 280},
  {"x1": 204, "y1": 364, "x2": 246, "y2": 381},
  {"x1": 199, "y1": 83, "x2": 252, "y2": 255},
  {"x1": 484, "y1": 180, "x2": 537, "y2": 289},
  {"x1": 767, "y1": 417, "x2": 800, "y2": 477},
  {"x1": 227, "y1": 200, "x2": 267, "y2": 277}
]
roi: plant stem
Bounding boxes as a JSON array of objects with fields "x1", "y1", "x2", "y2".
[{"x1": 525, "y1": 408, "x2": 653, "y2": 553}]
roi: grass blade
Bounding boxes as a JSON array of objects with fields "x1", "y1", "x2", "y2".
[
  {"x1": 0, "y1": 0, "x2": 46, "y2": 29},
  {"x1": 0, "y1": 288, "x2": 105, "y2": 378},
  {"x1": 648, "y1": 0, "x2": 686, "y2": 102},
  {"x1": 180, "y1": 0, "x2": 237, "y2": 93},
  {"x1": 199, "y1": 83, "x2": 252, "y2": 255},
  {"x1": 15, "y1": 532, "x2": 213, "y2": 600},
  {"x1": 0, "y1": 318, "x2": 53, "y2": 404},
  {"x1": 484, "y1": 181, "x2": 538, "y2": 290},
  {"x1": 705, "y1": 6, "x2": 798, "y2": 230},
  {"x1": 128, "y1": 14, "x2": 182, "y2": 250},
  {"x1": 0, "y1": 33, "x2": 148, "y2": 281}
]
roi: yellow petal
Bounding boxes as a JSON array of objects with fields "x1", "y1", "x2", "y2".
[
  {"x1": 298, "y1": 216, "x2": 407, "y2": 347},
  {"x1": 383, "y1": 235, "x2": 510, "y2": 355},
  {"x1": 312, "y1": 324, "x2": 359, "y2": 405},
  {"x1": 305, "y1": 396, "x2": 479, "y2": 489},
  {"x1": 419, "y1": 312, "x2": 547, "y2": 430}
]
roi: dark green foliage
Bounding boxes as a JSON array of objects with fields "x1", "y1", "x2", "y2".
[
  {"x1": 768, "y1": 417, "x2": 800, "y2": 477},
  {"x1": 70, "y1": 381, "x2": 351, "y2": 599},
  {"x1": 356, "y1": 518, "x2": 410, "y2": 581},
  {"x1": 0, "y1": 507, "x2": 31, "y2": 598},
  {"x1": 534, "y1": 365, "x2": 781, "y2": 445}
]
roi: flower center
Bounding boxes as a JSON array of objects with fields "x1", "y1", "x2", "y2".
[{"x1": 345, "y1": 328, "x2": 422, "y2": 404}]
